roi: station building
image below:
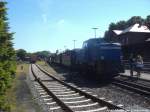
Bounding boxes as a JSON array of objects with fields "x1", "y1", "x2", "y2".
[{"x1": 111, "y1": 24, "x2": 150, "y2": 60}]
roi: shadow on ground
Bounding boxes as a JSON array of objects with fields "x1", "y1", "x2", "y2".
[{"x1": 49, "y1": 63, "x2": 113, "y2": 89}]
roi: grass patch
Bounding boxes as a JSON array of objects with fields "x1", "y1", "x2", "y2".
[
  {"x1": 36, "y1": 61, "x2": 57, "y2": 75},
  {"x1": 4, "y1": 63, "x2": 29, "y2": 112},
  {"x1": 4, "y1": 62, "x2": 42, "y2": 112},
  {"x1": 36, "y1": 61, "x2": 46, "y2": 65},
  {"x1": 16, "y1": 63, "x2": 29, "y2": 75}
]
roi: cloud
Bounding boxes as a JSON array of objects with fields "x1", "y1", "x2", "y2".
[
  {"x1": 57, "y1": 19, "x2": 65, "y2": 26},
  {"x1": 38, "y1": 0, "x2": 52, "y2": 12},
  {"x1": 57, "y1": 19, "x2": 66, "y2": 30},
  {"x1": 38, "y1": 0, "x2": 53, "y2": 23},
  {"x1": 42, "y1": 14, "x2": 47, "y2": 24}
]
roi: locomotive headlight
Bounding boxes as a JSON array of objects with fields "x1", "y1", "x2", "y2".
[{"x1": 101, "y1": 56, "x2": 104, "y2": 60}]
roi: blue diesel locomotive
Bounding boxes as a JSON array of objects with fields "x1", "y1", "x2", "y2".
[
  {"x1": 50, "y1": 38, "x2": 124, "y2": 78},
  {"x1": 75, "y1": 38, "x2": 124, "y2": 78}
]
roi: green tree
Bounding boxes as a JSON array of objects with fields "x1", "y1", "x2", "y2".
[
  {"x1": 115, "y1": 21, "x2": 127, "y2": 30},
  {"x1": 108, "y1": 22, "x2": 117, "y2": 30},
  {"x1": 16, "y1": 49, "x2": 27, "y2": 60},
  {"x1": 145, "y1": 15, "x2": 150, "y2": 29},
  {"x1": 127, "y1": 16, "x2": 144, "y2": 26},
  {"x1": 34, "y1": 51, "x2": 51, "y2": 59},
  {"x1": 0, "y1": 1, "x2": 16, "y2": 111}
]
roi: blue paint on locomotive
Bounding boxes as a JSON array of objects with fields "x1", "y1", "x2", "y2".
[
  {"x1": 98, "y1": 44, "x2": 122, "y2": 61},
  {"x1": 75, "y1": 38, "x2": 124, "y2": 75},
  {"x1": 76, "y1": 38, "x2": 122, "y2": 62}
]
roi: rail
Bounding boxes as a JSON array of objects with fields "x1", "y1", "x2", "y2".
[
  {"x1": 31, "y1": 64, "x2": 73, "y2": 112},
  {"x1": 31, "y1": 64, "x2": 127, "y2": 112},
  {"x1": 112, "y1": 78, "x2": 150, "y2": 97}
]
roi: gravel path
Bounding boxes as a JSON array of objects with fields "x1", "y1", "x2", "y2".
[{"x1": 15, "y1": 72, "x2": 43, "y2": 112}]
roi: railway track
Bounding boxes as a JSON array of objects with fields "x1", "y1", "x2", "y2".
[
  {"x1": 112, "y1": 77, "x2": 150, "y2": 97},
  {"x1": 30, "y1": 64, "x2": 126, "y2": 112},
  {"x1": 119, "y1": 74, "x2": 150, "y2": 83}
]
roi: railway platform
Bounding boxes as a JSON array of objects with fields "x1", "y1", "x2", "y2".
[{"x1": 120, "y1": 69, "x2": 150, "y2": 81}]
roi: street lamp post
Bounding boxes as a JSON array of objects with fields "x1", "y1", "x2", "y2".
[
  {"x1": 73, "y1": 40, "x2": 76, "y2": 49},
  {"x1": 92, "y1": 27, "x2": 99, "y2": 38},
  {"x1": 64, "y1": 45, "x2": 67, "y2": 50}
]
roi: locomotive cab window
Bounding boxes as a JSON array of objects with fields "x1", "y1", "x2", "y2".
[{"x1": 82, "y1": 42, "x2": 88, "y2": 48}]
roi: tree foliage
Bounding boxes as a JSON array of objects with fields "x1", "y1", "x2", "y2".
[
  {"x1": 0, "y1": 1, "x2": 16, "y2": 111},
  {"x1": 16, "y1": 49, "x2": 27, "y2": 60},
  {"x1": 34, "y1": 51, "x2": 51, "y2": 59},
  {"x1": 145, "y1": 15, "x2": 150, "y2": 29},
  {"x1": 104, "y1": 16, "x2": 150, "y2": 41}
]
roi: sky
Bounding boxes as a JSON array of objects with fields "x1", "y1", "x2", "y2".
[{"x1": 6, "y1": 0, "x2": 150, "y2": 53}]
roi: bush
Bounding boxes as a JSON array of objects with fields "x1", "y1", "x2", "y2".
[{"x1": 0, "y1": 1, "x2": 16, "y2": 111}]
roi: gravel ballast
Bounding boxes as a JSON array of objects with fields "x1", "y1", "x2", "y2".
[{"x1": 38, "y1": 63, "x2": 150, "y2": 111}]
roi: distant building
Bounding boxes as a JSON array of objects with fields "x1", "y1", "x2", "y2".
[
  {"x1": 112, "y1": 23, "x2": 150, "y2": 46},
  {"x1": 111, "y1": 24, "x2": 150, "y2": 59}
]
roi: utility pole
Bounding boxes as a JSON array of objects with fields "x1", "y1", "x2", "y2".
[
  {"x1": 92, "y1": 27, "x2": 99, "y2": 38},
  {"x1": 73, "y1": 40, "x2": 76, "y2": 49},
  {"x1": 64, "y1": 45, "x2": 67, "y2": 50}
]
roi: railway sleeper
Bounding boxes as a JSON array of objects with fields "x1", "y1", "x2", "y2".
[
  {"x1": 32, "y1": 64, "x2": 126, "y2": 111},
  {"x1": 112, "y1": 81, "x2": 150, "y2": 96}
]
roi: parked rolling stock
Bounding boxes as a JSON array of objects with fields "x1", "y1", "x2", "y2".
[
  {"x1": 30, "y1": 55, "x2": 37, "y2": 63},
  {"x1": 49, "y1": 38, "x2": 124, "y2": 78}
]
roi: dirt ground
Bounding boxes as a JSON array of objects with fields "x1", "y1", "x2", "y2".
[{"x1": 6, "y1": 63, "x2": 43, "y2": 112}]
